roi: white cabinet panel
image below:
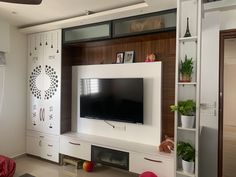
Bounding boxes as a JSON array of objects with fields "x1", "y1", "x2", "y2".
[
  {"x1": 60, "y1": 136, "x2": 91, "y2": 161},
  {"x1": 27, "y1": 29, "x2": 61, "y2": 135},
  {"x1": 129, "y1": 152, "x2": 174, "y2": 177},
  {"x1": 26, "y1": 130, "x2": 59, "y2": 163},
  {"x1": 26, "y1": 135, "x2": 40, "y2": 157}
]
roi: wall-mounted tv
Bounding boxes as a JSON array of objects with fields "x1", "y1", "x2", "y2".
[{"x1": 80, "y1": 78, "x2": 143, "y2": 124}]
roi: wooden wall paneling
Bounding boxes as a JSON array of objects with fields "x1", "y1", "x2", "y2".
[
  {"x1": 64, "y1": 31, "x2": 176, "y2": 139},
  {"x1": 61, "y1": 47, "x2": 72, "y2": 133}
]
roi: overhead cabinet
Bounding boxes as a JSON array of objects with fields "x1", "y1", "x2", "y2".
[
  {"x1": 63, "y1": 22, "x2": 111, "y2": 44},
  {"x1": 62, "y1": 9, "x2": 176, "y2": 44},
  {"x1": 113, "y1": 9, "x2": 176, "y2": 38}
]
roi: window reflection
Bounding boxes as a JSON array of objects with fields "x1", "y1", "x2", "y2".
[{"x1": 81, "y1": 79, "x2": 99, "y2": 95}]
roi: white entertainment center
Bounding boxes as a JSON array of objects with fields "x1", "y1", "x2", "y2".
[
  {"x1": 26, "y1": 30, "x2": 174, "y2": 177},
  {"x1": 58, "y1": 62, "x2": 174, "y2": 177}
]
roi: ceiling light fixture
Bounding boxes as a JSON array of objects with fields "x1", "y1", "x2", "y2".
[{"x1": 0, "y1": 0, "x2": 42, "y2": 5}]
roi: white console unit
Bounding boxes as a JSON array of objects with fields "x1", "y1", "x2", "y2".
[
  {"x1": 27, "y1": 130, "x2": 59, "y2": 162},
  {"x1": 60, "y1": 132, "x2": 174, "y2": 177}
]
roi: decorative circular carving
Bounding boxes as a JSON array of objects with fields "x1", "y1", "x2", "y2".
[
  {"x1": 29, "y1": 65, "x2": 59, "y2": 100},
  {"x1": 44, "y1": 65, "x2": 59, "y2": 100},
  {"x1": 29, "y1": 65, "x2": 42, "y2": 99}
]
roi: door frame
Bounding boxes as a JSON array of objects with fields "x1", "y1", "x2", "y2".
[{"x1": 219, "y1": 29, "x2": 236, "y2": 177}]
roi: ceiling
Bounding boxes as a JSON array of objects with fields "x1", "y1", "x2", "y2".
[
  {"x1": 0, "y1": 0, "x2": 176, "y2": 33},
  {"x1": 0, "y1": 0, "x2": 145, "y2": 27}
]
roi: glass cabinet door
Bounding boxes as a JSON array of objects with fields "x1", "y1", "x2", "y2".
[
  {"x1": 63, "y1": 22, "x2": 111, "y2": 44},
  {"x1": 113, "y1": 9, "x2": 176, "y2": 37}
]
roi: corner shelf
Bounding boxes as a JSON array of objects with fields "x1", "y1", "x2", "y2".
[
  {"x1": 177, "y1": 127, "x2": 196, "y2": 132},
  {"x1": 179, "y1": 36, "x2": 198, "y2": 44},
  {"x1": 176, "y1": 170, "x2": 195, "y2": 177}
]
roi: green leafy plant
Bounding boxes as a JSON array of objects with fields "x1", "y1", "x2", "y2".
[
  {"x1": 180, "y1": 55, "x2": 194, "y2": 76},
  {"x1": 170, "y1": 100, "x2": 196, "y2": 116},
  {"x1": 177, "y1": 141, "x2": 195, "y2": 162}
]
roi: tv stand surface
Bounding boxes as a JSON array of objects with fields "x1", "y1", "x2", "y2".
[{"x1": 60, "y1": 132, "x2": 174, "y2": 177}]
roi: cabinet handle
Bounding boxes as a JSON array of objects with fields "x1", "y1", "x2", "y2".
[
  {"x1": 47, "y1": 154, "x2": 52, "y2": 157},
  {"x1": 48, "y1": 144, "x2": 53, "y2": 147},
  {"x1": 42, "y1": 108, "x2": 45, "y2": 121},
  {"x1": 40, "y1": 108, "x2": 42, "y2": 121},
  {"x1": 144, "y1": 157, "x2": 162, "y2": 163},
  {"x1": 69, "y1": 142, "x2": 80, "y2": 146},
  {"x1": 39, "y1": 140, "x2": 42, "y2": 146},
  {"x1": 39, "y1": 136, "x2": 44, "y2": 138}
]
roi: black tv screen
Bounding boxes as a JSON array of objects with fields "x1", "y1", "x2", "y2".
[{"x1": 80, "y1": 78, "x2": 143, "y2": 124}]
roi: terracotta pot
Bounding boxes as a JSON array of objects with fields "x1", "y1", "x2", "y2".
[{"x1": 181, "y1": 74, "x2": 191, "y2": 82}]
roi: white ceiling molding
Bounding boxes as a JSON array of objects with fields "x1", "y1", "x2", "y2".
[
  {"x1": 204, "y1": 0, "x2": 236, "y2": 12},
  {"x1": 19, "y1": 0, "x2": 176, "y2": 34}
]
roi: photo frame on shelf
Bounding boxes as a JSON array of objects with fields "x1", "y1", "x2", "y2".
[
  {"x1": 124, "y1": 51, "x2": 134, "y2": 63},
  {"x1": 116, "y1": 52, "x2": 124, "y2": 64}
]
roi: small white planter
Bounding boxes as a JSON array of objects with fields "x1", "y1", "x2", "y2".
[
  {"x1": 182, "y1": 160, "x2": 194, "y2": 174},
  {"x1": 181, "y1": 115, "x2": 195, "y2": 128}
]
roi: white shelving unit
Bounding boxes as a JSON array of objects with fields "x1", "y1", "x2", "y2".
[{"x1": 175, "y1": 0, "x2": 202, "y2": 177}]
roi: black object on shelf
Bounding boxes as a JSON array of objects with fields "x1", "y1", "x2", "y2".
[
  {"x1": 91, "y1": 145, "x2": 129, "y2": 170},
  {"x1": 184, "y1": 17, "x2": 191, "y2": 37}
]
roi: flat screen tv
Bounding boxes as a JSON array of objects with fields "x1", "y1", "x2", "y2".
[{"x1": 80, "y1": 78, "x2": 143, "y2": 124}]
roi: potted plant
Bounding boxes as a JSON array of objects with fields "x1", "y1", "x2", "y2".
[
  {"x1": 170, "y1": 100, "x2": 196, "y2": 128},
  {"x1": 180, "y1": 55, "x2": 194, "y2": 82},
  {"x1": 177, "y1": 141, "x2": 195, "y2": 174}
]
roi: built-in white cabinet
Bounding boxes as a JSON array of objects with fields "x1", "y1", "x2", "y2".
[
  {"x1": 27, "y1": 29, "x2": 62, "y2": 163},
  {"x1": 60, "y1": 136, "x2": 91, "y2": 161},
  {"x1": 0, "y1": 20, "x2": 9, "y2": 52},
  {"x1": 26, "y1": 130, "x2": 59, "y2": 162},
  {"x1": 27, "y1": 29, "x2": 61, "y2": 135},
  {"x1": 60, "y1": 132, "x2": 174, "y2": 176},
  {"x1": 129, "y1": 152, "x2": 174, "y2": 177}
]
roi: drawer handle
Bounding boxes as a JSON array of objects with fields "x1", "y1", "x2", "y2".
[
  {"x1": 48, "y1": 144, "x2": 53, "y2": 147},
  {"x1": 69, "y1": 142, "x2": 80, "y2": 146},
  {"x1": 47, "y1": 154, "x2": 52, "y2": 157},
  {"x1": 39, "y1": 136, "x2": 44, "y2": 138},
  {"x1": 144, "y1": 157, "x2": 162, "y2": 163}
]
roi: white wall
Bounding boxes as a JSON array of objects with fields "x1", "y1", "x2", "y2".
[
  {"x1": 200, "y1": 8, "x2": 236, "y2": 177},
  {"x1": 72, "y1": 62, "x2": 162, "y2": 146},
  {"x1": 200, "y1": 11, "x2": 220, "y2": 177},
  {"x1": 0, "y1": 20, "x2": 27, "y2": 157}
]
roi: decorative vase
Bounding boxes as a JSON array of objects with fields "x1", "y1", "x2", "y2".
[
  {"x1": 184, "y1": 17, "x2": 191, "y2": 37},
  {"x1": 181, "y1": 115, "x2": 195, "y2": 128},
  {"x1": 182, "y1": 160, "x2": 194, "y2": 174}
]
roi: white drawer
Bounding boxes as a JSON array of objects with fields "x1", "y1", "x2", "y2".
[
  {"x1": 129, "y1": 152, "x2": 174, "y2": 177},
  {"x1": 60, "y1": 136, "x2": 91, "y2": 161},
  {"x1": 41, "y1": 150, "x2": 59, "y2": 163}
]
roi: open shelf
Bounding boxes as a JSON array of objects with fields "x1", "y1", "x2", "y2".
[
  {"x1": 179, "y1": 36, "x2": 198, "y2": 44},
  {"x1": 177, "y1": 170, "x2": 195, "y2": 177},
  {"x1": 177, "y1": 127, "x2": 196, "y2": 132}
]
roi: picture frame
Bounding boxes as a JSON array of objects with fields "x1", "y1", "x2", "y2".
[
  {"x1": 124, "y1": 51, "x2": 134, "y2": 63},
  {"x1": 116, "y1": 52, "x2": 124, "y2": 63}
]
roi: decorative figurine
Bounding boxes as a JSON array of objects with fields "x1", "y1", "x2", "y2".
[{"x1": 184, "y1": 17, "x2": 191, "y2": 37}]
